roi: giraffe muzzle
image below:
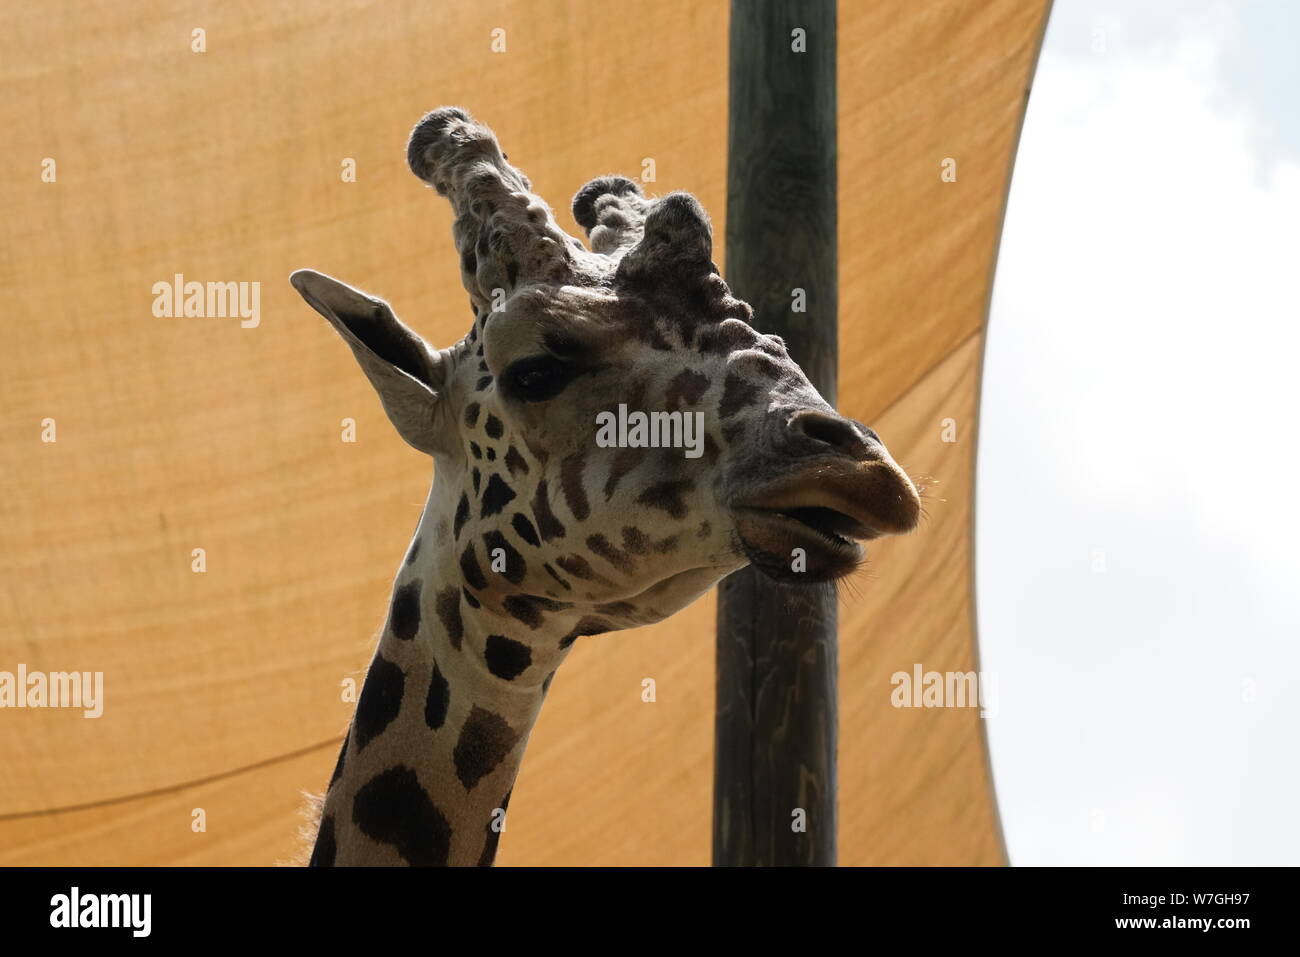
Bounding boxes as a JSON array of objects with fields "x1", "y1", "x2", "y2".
[{"x1": 731, "y1": 458, "x2": 921, "y2": 582}]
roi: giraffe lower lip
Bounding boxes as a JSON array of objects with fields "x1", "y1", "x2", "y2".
[{"x1": 733, "y1": 508, "x2": 866, "y2": 582}]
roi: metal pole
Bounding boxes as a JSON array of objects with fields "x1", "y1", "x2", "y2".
[{"x1": 715, "y1": 0, "x2": 838, "y2": 866}]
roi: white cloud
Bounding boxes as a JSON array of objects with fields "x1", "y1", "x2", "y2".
[{"x1": 978, "y1": 1, "x2": 1300, "y2": 865}]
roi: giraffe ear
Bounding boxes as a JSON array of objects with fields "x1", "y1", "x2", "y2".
[{"x1": 290, "y1": 269, "x2": 445, "y2": 456}]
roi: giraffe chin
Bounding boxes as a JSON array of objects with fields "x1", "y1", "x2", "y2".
[{"x1": 733, "y1": 508, "x2": 868, "y2": 583}]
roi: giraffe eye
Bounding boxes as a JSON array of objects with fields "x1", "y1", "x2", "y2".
[{"x1": 505, "y1": 355, "x2": 575, "y2": 402}]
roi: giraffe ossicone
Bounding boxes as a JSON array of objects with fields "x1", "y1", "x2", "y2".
[{"x1": 290, "y1": 107, "x2": 920, "y2": 866}]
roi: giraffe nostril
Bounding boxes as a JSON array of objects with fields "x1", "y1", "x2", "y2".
[{"x1": 788, "y1": 410, "x2": 873, "y2": 461}]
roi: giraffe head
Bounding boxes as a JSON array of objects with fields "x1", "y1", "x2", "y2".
[{"x1": 291, "y1": 107, "x2": 919, "y2": 632}]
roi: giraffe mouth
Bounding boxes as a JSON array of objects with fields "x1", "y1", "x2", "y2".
[
  {"x1": 738, "y1": 504, "x2": 878, "y2": 548},
  {"x1": 732, "y1": 506, "x2": 867, "y2": 581},
  {"x1": 744, "y1": 506, "x2": 878, "y2": 546},
  {"x1": 730, "y1": 462, "x2": 919, "y2": 582}
]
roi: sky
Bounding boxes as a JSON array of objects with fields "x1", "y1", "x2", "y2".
[{"x1": 977, "y1": 0, "x2": 1300, "y2": 865}]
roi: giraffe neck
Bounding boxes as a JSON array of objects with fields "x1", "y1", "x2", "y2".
[{"x1": 310, "y1": 480, "x2": 580, "y2": 866}]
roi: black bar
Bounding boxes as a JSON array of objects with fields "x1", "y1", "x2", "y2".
[{"x1": 1, "y1": 866, "x2": 1283, "y2": 940}]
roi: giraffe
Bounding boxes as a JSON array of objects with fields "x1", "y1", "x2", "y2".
[{"x1": 289, "y1": 107, "x2": 920, "y2": 866}]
